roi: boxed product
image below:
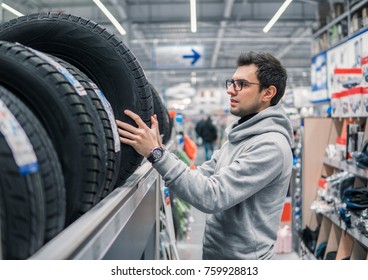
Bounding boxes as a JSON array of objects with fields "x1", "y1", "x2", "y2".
[
  {"x1": 336, "y1": 137, "x2": 347, "y2": 160},
  {"x1": 333, "y1": 68, "x2": 362, "y2": 92},
  {"x1": 333, "y1": 2, "x2": 345, "y2": 18},
  {"x1": 339, "y1": 90, "x2": 350, "y2": 117},
  {"x1": 331, "y1": 91, "x2": 342, "y2": 118},
  {"x1": 348, "y1": 87, "x2": 364, "y2": 117},
  {"x1": 361, "y1": 86, "x2": 368, "y2": 116},
  {"x1": 362, "y1": 7, "x2": 368, "y2": 27},
  {"x1": 350, "y1": 13, "x2": 359, "y2": 34},
  {"x1": 362, "y1": 56, "x2": 368, "y2": 85}
]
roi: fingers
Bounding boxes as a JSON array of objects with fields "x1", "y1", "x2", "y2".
[
  {"x1": 116, "y1": 119, "x2": 141, "y2": 134},
  {"x1": 151, "y1": 114, "x2": 163, "y2": 146},
  {"x1": 117, "y1": 127, "x2": 139, "y2": 141},
  {"x1": 116, "y1": 110, "x2": 161, "y2": 144},
  {"x1": 119, "y1": 136, "x2": 135, "y2": 146},
  {"x1": 151, "y1": 115, "x2": 161, "y2": 133},
  {"x1": 151, "y1": 114, "x2": 158, "y2": 127},
  {"x1": 124, "y1": 110, "x2": 147, "y2": 128}
]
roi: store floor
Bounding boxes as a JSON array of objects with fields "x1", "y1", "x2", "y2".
[{"x1": 176, "y1": 145, "x2": 300, "y2": 260}]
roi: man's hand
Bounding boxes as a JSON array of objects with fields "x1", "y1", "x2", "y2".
[{"x1": 116, "y1": 110, "x2": 161, "y2": 158}]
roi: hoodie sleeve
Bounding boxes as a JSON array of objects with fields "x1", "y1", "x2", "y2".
[{"x1": 153, "y1": 135, "x2": 290, "y2": 213}]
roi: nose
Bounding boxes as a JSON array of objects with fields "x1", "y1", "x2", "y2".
[{"x1": 227, "y1": 87, "x2": 236, "y2": 96}]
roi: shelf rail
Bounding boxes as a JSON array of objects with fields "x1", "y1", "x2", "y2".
[{"x1": 30, "y1": 160, "x2": 161, "y2": 260}]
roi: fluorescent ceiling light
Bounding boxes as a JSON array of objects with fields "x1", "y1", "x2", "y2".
[
  {"x1": 190, "y1": 0, "x2": 197, "y2": 33},
  {"x1": 93, "y1": 0, "x2": 126, "y2": 35},
  {"x1": 263, "y1": 0, "x2": 293, "y2": 33},
  {"x1": 1, "y1": 3, "x2": 24, "y2": 17}
]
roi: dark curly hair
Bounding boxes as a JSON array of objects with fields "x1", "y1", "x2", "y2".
[{"x1": 237, "y1": 51, "x2": 287, "y2": 106}]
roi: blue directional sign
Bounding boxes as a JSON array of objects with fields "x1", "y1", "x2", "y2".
[
  {"x1": 152, "y1": 45, "x2": 204, "y2": 68},
  {"x1": 183, "y1": 49, "x2": 201, "y2": 65}
]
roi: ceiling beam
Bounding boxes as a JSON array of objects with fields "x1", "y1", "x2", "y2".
[
  {"x1": 144, "y1": 66, "x2": 311, "y2": 73},
  {"x1": 235, "y1": 0, "x2": 249, "y2": 23},
  {"x1": 210, "y1": 0, "x2": 235, "y2": 68},
  {"x1": 276, "y1": 27, "x2": 312, "y2": 59},
  {"x1": 130, "y1": 36, "x2": 312, "y2": 44}
]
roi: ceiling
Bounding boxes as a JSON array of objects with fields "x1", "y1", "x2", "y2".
[{"x1": 2, "y1": 0, "x2": 335, "y2": 95}]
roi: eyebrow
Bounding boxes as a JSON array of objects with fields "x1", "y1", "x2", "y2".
[{"x1": 234, "y1": 79, "x2": 252, "y2": 83}]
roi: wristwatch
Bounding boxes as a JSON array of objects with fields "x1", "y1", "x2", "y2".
[{"x1": 147, "y1": 146, "x2": 164, "y2": 163}]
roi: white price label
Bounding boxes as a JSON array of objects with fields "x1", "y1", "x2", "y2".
[
  {"x1": 90, "y1": 81, "x2": 120, "y2": 153},
  {"x1": 0, "y1": 99, "x2": 39, "y2": 175}
]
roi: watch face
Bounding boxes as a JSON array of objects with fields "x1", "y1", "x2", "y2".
[
  {"x1": 152, "y1": 148, "x2": 163, "y2": 159},
  {"x1": 148, "y1": 147, "x2": 164, "y2": 163}
]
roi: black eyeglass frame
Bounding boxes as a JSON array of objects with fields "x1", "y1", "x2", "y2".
[{"x1": 225, "y1": 79, "x2": 263, "y2": 91}]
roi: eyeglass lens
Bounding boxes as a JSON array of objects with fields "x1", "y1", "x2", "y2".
[{"x1": 226, "y1": 80, "x2": 243, "y2": 91}]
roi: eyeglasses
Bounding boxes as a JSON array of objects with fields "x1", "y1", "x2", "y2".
[{"x1": 225, "y1": 79, "x2": 263, "y2": 91}]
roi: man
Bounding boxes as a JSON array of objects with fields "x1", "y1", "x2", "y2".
[
  {"x1": 116, "y1": 51, "x2": 293, "y2": 260},
  {"x1": 194, "y1": 117, "x2": 205, "y2": 143},
  {"x1": 198, "y1": 116, "x2": 218, "y2": 160}
]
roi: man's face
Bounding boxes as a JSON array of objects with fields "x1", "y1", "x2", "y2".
[{"x1": 227, "y1": 64, "x2": 265, "y2": 118}]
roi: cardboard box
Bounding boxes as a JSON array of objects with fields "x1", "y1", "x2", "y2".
[
  {"x1": 362, "y1": 56, "x2": 368, "y2": 85},
  {"x1": 347, "y1": 87, "x2": 364, "y2": 117},
  {"x1": 334, "y1": 3, "x2": 345, "y2": 18},
  {"x1": 362, "y1": 7, "x2": 368, "y2": 27},
  {"x1": 350, "y1": 13, "x2": 359, "y2": 33},
  {"x1": 331, "y1": 92, "x2": 342, "y2": 118},
  {"x1": 336, "y1": 137, "x2": 347, "y2": 160},
  {"x1": 333, "y1": 68, "x2": 362, "y2": 93},
  {"x1": 361, "y1": 87, "x2": 368, "y2": 116},
  {"x1": 340, "y1": 90, "x2": 351, "y2": 117}
]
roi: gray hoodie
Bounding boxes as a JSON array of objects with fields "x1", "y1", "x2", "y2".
[{"x1": 154, "y1": 103, "x2": 294, "y2": 259}]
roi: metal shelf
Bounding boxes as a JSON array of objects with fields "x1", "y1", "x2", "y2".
[
  {"x1": 321, "y1": 211, "x2": 368, "y2": 250},
  {"x1": 299, "y1": 239, "x2": 317, "y2": 260},
  {"x1": 30, "y1": 160, "x2": 162, "y2": 260},
  {"x1": 313, "y1": 0, "x2": 368, "y2": 38},
  {"x1": 323, "y1": 157, "x2": 368, "y2": 179}
]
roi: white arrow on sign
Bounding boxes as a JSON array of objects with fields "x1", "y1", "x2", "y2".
[{"x1": 152, "y1": 45, "x2": 204, "y2": 68}]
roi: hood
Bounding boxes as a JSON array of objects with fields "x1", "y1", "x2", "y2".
[{"x1": 225, "y1": 103, "x2": 294, "y2": 147}]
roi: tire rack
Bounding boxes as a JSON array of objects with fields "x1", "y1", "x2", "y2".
[{"x1": 29, "y1": 141, "x2": 175, "y2": 260}]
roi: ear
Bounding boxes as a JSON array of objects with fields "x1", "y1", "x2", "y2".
[{"x1": 262, "y1": 85, "x2": 277, "y2": 103}]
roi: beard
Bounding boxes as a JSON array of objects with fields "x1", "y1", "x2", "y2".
[{"x1": 230, "y1": 103, "x2": 259, "y2": 118}]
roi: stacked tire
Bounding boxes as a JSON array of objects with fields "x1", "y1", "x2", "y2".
[
  {"x1": 0, "y1": 85, "x2": 65, "y2": 259},
  {"x1": 0, "y1": 13, "x2": 173, "y2": 259}
]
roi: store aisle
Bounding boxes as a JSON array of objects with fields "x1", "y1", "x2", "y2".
[
  {"x1": 177, "y1": 206, "x2": 205, "y2": 260},
  {"x1": 176, "y1": 145, "x2": 205, "y2": 260}
]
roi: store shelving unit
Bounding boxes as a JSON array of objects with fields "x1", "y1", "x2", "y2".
[
  {"x1": 323, "y1": 157, "x2": 368, "y2": 179},
  {"x1": 300, "y1": 0, "x2": 368, "y2": 260},
  {"x1": 28, "y1": 140, "x2": 177, "y2": 260},
  {"x1": 321, "y1": 211, "x2": 368, "y2": 249},
  {"x1": 290, "y1": 167, "x2": 300, "y2": 253},
  {"x1": 30, "y1": 160, "x2": 161, "y2": 259},
  {"x1": 313, "y1": 0, "x2": 368, "y2": 55},
  {"x1": 301, "y1": 117, "x2": 368, "y2": 260},
  {"x1": 300, "y1": 240, "x2": 317, "y2": 260},
  {"x1": 302, "y1": 118, "x2": 333, "y2": 231}
]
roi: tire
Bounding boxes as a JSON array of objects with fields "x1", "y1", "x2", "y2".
[
  {"x1": 0, "y1": 85, "x2": 46, "y2": 259},
  {"x1": 150, "y1": 84, "x2": 172, "y2": 144},
  {"x1": 42, "y1": 52, "x2": 109, "y2": 204},
  {"x1": 167, "y1": 111, "x2": 174, "y2": 143},
  {"x1": 50, "y1": 55, "x2": 121, "y2": 198},
  {"x1": 0, "y1": 84, "x2": 65, "y2": 245},
  {"x1": 0, "y1": 13, "x2": 153, "y2": 185},
  {"x1": 0, "y1": 41, "x2": 105, "y2": 225}
]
